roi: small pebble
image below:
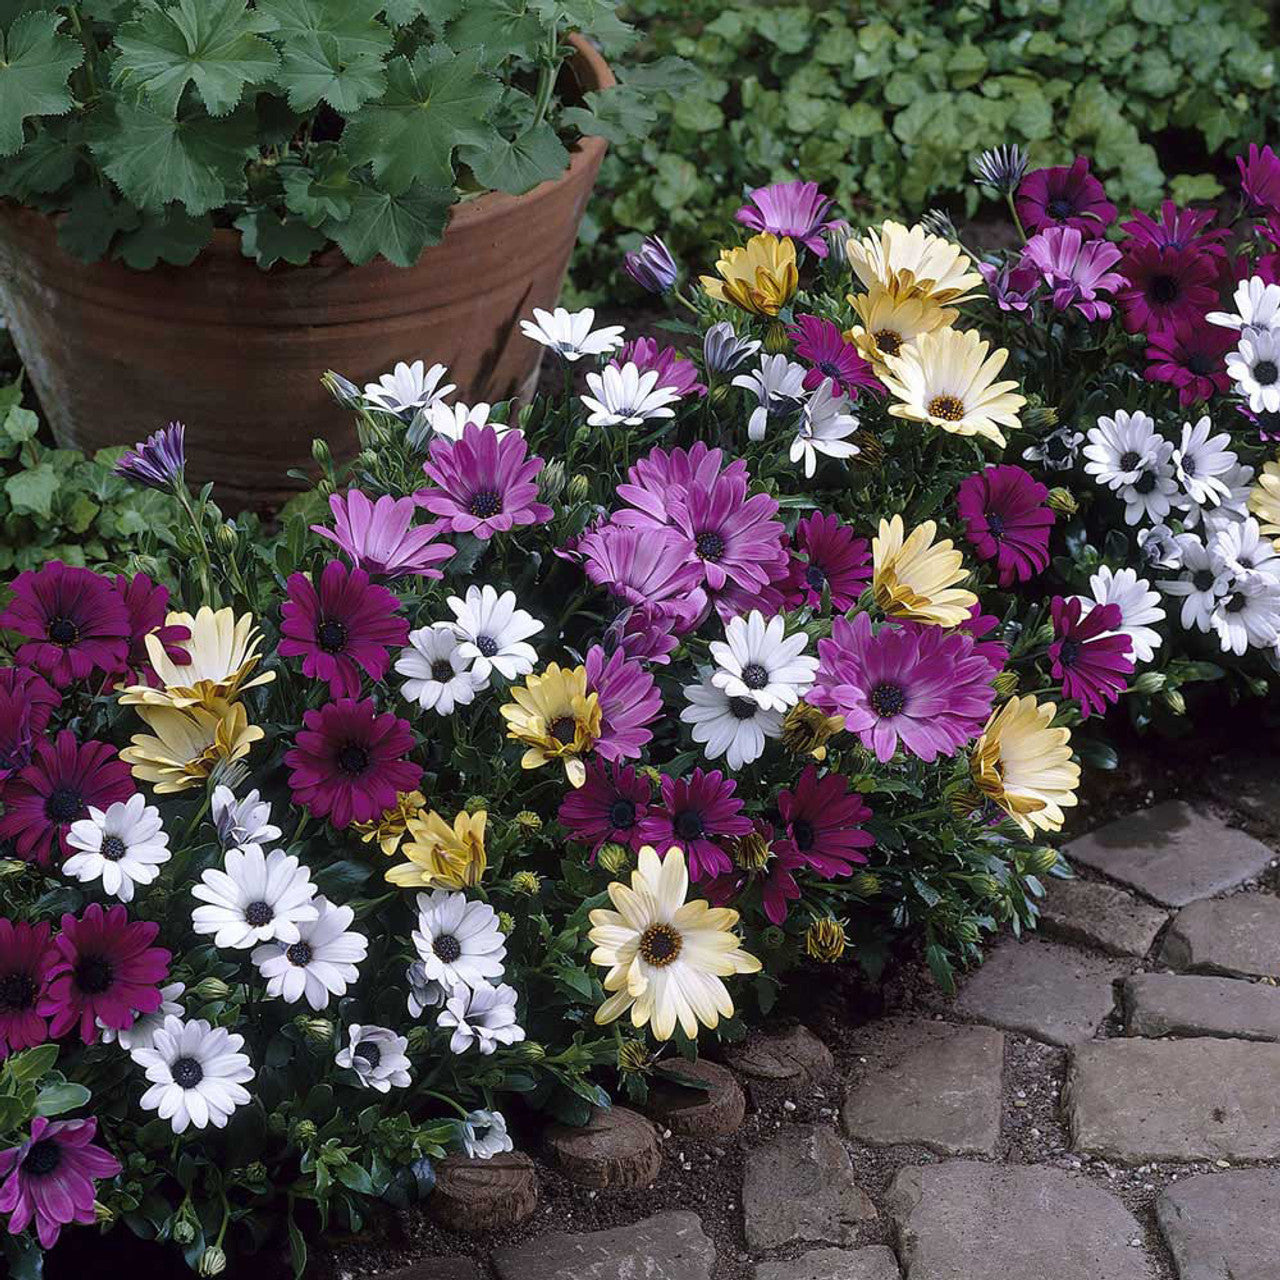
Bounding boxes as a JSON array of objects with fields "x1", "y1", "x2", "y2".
[{"x1": 783, "y1": 1100, "x2": 797, "y2": 1113}]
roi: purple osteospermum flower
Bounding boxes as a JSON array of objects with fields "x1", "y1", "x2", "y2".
[
  {"x1": 557, "y1": 760, "x2": 653, "y2": 856},
  {"x1": 279, "y1": 560, "x2": 409, "y2": 698},
  {"x1": 788, "y1": 315, "x2": 882, "y2": 399},
  {"x1": 1121, "y1": 201, "x2": 1228, "y2": 260},
  {"x1": 585, "y1": 644, "x2": 662, "y2": 763},
  {"x1": 113, "y1": 572, "x2": 191, "y2": 687},
  {"x1": 615, "y1": 441, "x2": 749, "y2": 527},
  {"x1": 638, "y1": 768, "x2": 752, "y2": 881},
  {"x1": 776, "y1": 765, "x2": 873, "y2": 878},
  {"x1": 1144, "y1": 318, "x2": 1234, "y2": 406},
  {"x1": 782, "y1": 512, "x2": 871, "y2": 612},
  {"x1": 812, "y1": 613, "x2": 995, "y2": 764},
  {"x1": 606, "y1": 610, "x2": 681, "y2": 666},
  {"x1": 313, "y1": 489, "x2": 455, "y2": 580},
  {"x1": 978, "y1": 259, "x2": 1041, "y2": 313},
  {"x1": 955, "y1": 464, "x2": 1054, "y2": 587},
  {"x1": 0, "y1": 920, "x2": 57, "y2": 1057},
  {"x1": 1239, "y1": 403, "x2": 1280, "y2": 443},
  {"x1": 0, "y1": 1116, "x2": 122, "y2": 1248},
  {"x1": 1016, "y1": 156, "x2": 1117, "y2": 237},
  {"x1": 417, "y1": 424, "x2": 552, "y2": 540},
  {"x1": 623, "y1": 234, "x2": 679, "y2": 294},
  {"x1": 735, "y1": 179, "x2": 838, "y2": 256},
  {"x1": 115, "y1": 421, "x2": 185, "y2": 491},
  {"x1": 285, "y1": 698, "x2": 420, "y2": 829},
  {"x1": 611, "y1": 337, "x2": 707, "y2": 398},
  {"x1": 579, "y1": 523, "x2": 707, "y2": 635},
  {"x1": 675, "y1": 474, "x2": 788, "y2": 603},
  {"x1": 1237, "y1": 144, "x2": 1280, "y2": 214},
  {"x1": 1049, "y1": 597, "x2": 1133, "y2": 718},
  {"x1": 959, "y1": 606, "x2": 1009, "y2": 677},
  {"x1": 0, "y1": 668, "x2": 59, "y2": 780},
  {"x1": 1117, "y1": 242, "x2": 1218, "y2": 336},
  {"x1": 1019, "y1": 226, "x2": 1126, "y2": 320},
  {"x1": 1, "y1": 562, "x2": 130, "y2": 688},
  {"x1": 0, "y1": 732, "x2": 133, "y2": 866}
]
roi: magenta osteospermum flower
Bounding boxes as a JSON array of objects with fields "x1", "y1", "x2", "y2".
[
  {"x1": 0, "y1": 920, "x2": 57, "y2": 1057},
  {"x1": 0, "y1": 668, "x2": 59, "y2": 781},
  {"x1": 285, "y1": 697, "x2": 420, "y2": 829},
  {"x1": 1117, "y1": 242, "x2": 1219, "y2": 336},
  {"x1": 0, "y1": 732, "x2": 133, "y2": 866},
  {"x1": 977, "y1": 260, "x2": 1041, "y2": 313},
  {"x1": 959, "y1": 606, "x2": 1009, "y2": 677},
  {"x1": 0, "y1": 1116, "x2": 121, "y2": 1248},
  {"x1": 279, "y1": 561, "x2": 409, "y2": 698},
  {"x1": 615, "y1": 441, "x2": 748, "y2": 527},
  {"x1": 735, "y1": 179, "x2": 838, "y2": 256},
  {"x1": 1049, "y1": 598, "x2": 1133, "y2": 719},
  {"x1": 115, "y1": 421, "x2": 185, "y2": 491},
  {"x1": 1017, "y1": 156, "x2": 1117, "y2": 237},
  {"x1": 1237, "y1": 144, "x2": 1280, "y2": 214},
  {"x1": 788, "y1": 315, "x2": 882, "y2": 399},
  {"x1": 674, "y1": 476, "x2": 788, "y2": 603},
  {"x1": 705, "y1": 822, "x2": 808, "y2": 925},
  {"x1": 1019, "y1": 226, "x2": 1126, "y2": 320},
  {"x1": 611, "y1": 337, "x2": 707, "y2": 398},
  {"x1": 1121, "y1": 201, "x2": 1228, "y2": 259},
  {"x1": 417, "y1": 424, "x2": 552, "y2": 540},
  {"x1": 782, "y1": 512, "x2": 871, "y2": 612},
  {"x1": 955, "y1": 464, "x2": 1054, "y2": 587},
  {"x1": 0, "y1": 562, "x2": 130, "y2": 688},
  {"x1": 776, "y1": 766, "x2": 873, "y2": 878},
  {"x1": 1144, "y1": 318, "x2": 1234, "y2": 406},
  {"x1": 558, "y1": 760, "x2": 653, "y2": 856},
  {"x1": 812, "y1": 613, "x2": 995, "y2": 764},
  {"x1": 38, "y1": 903, "x2": 170, "y2": 1045},
  {"x1": 638, "y1": 769, "x2": 752, "y2": 881},
  {"x1": 313, "y1": 489, "x2": 455, "y2": 580},
  {"x1": 579, "y1": 523, "x2": 708, "y2": 635},
  {"x1": 113, "y1": 572, "x2": 191, "y2": 686},
  {"x1": 585, "y1": 645, "x2": 662, "y2": 763}
]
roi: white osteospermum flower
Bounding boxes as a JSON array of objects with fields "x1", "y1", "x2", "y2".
[
  {"x1": 406, "y1": 959, "x2": 448, "y2": 1017},
  {"x1": 211, "y1": 785, "x2": 281, "y2": 850},
  {"x1": 396, "y1": 622, "x2": 487, "y2": 714},
  {"x1": 447, "y1": 585, "x2": 542, "y2": 682},
  {"x1": 251, "y1": 897, "x2": 367, "y2": 1010},
  {"x1": 680, "y1": 670, "x2": 783, "y2": 769},
  {"x1": 1199, "y1": 462, "x2": 1257, "y2": 534},
  {"x1": 1085, "y1": 566, "x2": 1165, "y2": 664},
  {"x1": 363, "y1": 360, "x2": 455, "y2": 416},
  {"x1": 422, "y1": 400, "x2": 506, "y2": 442},
  {"x1": 1022, "y1": 426, "x2": 1084, "y2": 472},
  {"x1": 1137, "y1": 524, "x2": 1183, "y2": 572},
  {"x1": 1119, "y1": 456, "x2": 1179, "y2": 527},
  {"x1": 438, "y1": 981, "x2": 525, "y2": 1056},
  {"x1": 790, "y1": 378, "x2": 860, "y2": 478},
  {"x1": 581, "y1": 362, "x2": 682, "y2": 427},
  {"x1": 709, "y1": 610, "x2": 818, "y2": 712},
  {"x1": 335, "y1": 1025, "x2": 412, "y2": 1092},
  {"x1": 1083, "y1": 409, "x2": 1168, "y2": 491},
  {"x1": 733, "y1": 353, "x2": 807, "y2": 442},
  {"x1": 461, "y1": 1109, "x2": 513, "y2": 1159},
  {"x1": 64, "y1": 794, "x2": 170, "y2": 903},
  {"x1": 1171, "y1": 416, "x2": 1237, "y2": 507},
  {"x1": 1212, "y1": 572, "x2": 1280, "y2": 654},
  {"x1": 1207, "y1": 275, "x2": 1280, "y2": 334},
  {"x1": 191, "y1": 844, "x2": 319, "y2": 950},
  {"x1": 133, "y1": 1015, "x2": 254, "y2": 1134},
  {"x1": 412, "y1": 890, "x2": 507, "y2": 991},
  {"x1": 99, "y1": 981, "x2": 185, "y2": 1051},
  {"x1": 1163, "y1": 535, "x2": 1230, "y2": 632},
  {"x1": 1209, "y1": 516, "x2": 1280, "y2": 579},
  {"x1": 519, "y1": 306, "x2": 624, "y2": 361},
  {"x1": 1227, "y1": 330, "x2": 1280, "y2": 414}
]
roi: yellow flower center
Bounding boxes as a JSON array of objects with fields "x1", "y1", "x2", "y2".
[
  {"x1": 639, "y1": 923, "x2": 683, "y2": 967},
  {"x1": 928, "y1": 393, "x2": 966, "y2": 422}
]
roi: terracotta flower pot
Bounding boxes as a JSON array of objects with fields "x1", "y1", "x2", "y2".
[{"x1": 0, "y1": 37, "x2": 613, "y2": 511}]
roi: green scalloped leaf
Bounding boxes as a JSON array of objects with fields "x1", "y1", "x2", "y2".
[
  {"x1": 0, "y1": 10, "x2": 82, "y2": 156},
  {"x1": 322, "y1": 178, "x2": 451, "y2": 266}
]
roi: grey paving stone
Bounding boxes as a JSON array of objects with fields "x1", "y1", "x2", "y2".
[
  {"x1": 887, "y1": 1161, "x2": 1154, "y2": 1280},
  {"x1": 491, "y1": 1211, "x2": 714, "y2": 1280},
  {"x1": 1206, "y1": 755, "x2": 1280, "y2": 828},
  {"x1": 1066, "y1": 1038, "x2": 1280, "y2": 1163},
  {"x1": 1156, "y1": 1169, "x2": 1280, "y2": 1280},
  {"x1": 1039, "y1": 877, "x2": 1169, "y2": 957},
  {"x1": 954, "y1": 935, "x2": 1127, "y2": 1046},
  {"x1": 840, "y1": 1020, "x2": 1003, "y2": 1156},
  {"x1": 373, "y1": 1261, "x2": 483, "y2": 1280},
  {"x1": 742, "y1": 1124, "x2": 876, "y2": 1252},
  {"x1": 1064, "y1": 801, "x2": 1273, "y2": 907},
  {"x1": 753, "y1": 1245, "x2": 900, "y2": 1280},
  {"x1": 1160, "y1": 894, "x2": 1280, "y2": 979},
  {"x1": 1124, "y1": 972, "x2": 1280, "y2": 1042}
]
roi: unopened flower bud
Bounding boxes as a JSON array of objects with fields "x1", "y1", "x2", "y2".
[
  {"x1": 357, "y1": 448, "x2": 379, "y2": 470},
  {"x1": 1163, "y1": 688, "x2": 1187, "y2": 715},
  {"x1": 312, "y1": 437, "x2": 332, "y2": 467},
  {"x1": 597, "y1": 843, "x2": 630, "y2": 875},
  {"x1": 852, "y1": 871, "x2": 881, "y2": 896},
  {"x1": 514, "y1": 810, "x2": 542, "y2": 831},
  {"x1": 517, "y1": 1041, "x2": 546, "y2": 1062},
  {"x1": 243, "y1": 1162, "x2": 267, "y2": 1184},
  {"x1": 639, "y1": 765, "x2": 662, "y2": 787},
  {"x1": 567, "y1": 474, "x2": 591, "y2": 503},
  {"x1": 538, "y1": 459, "x2": 566, "y2": 502},
  {"x1": 975, "y1": 873, "x2": 1004, "y2": 899},
  {"x1": 1022, "y1": 405, "x2": 1059, "y2": 432},
  {"x1": 617, "y1": 1039, "x2": 651, "y2": 1074},
  {"x1": 0, "y1": 859, "x2": 26, "y2": 878},
  {"x1": 93, "y1": 1200, "x2": 114, "y2": 1224},
  {"x1": 191, "y1": 976, "x2": 231, "y2": 1001},
  {"x1": 760, "y1": 925, "x2": 786, "y2": 951},
  {"x1": 510, "y1": 870, "x2": 541, "y2": 895},
  {"x1": 992, "y1": 670, "x2": 1021, "y2": 698},
  {"x1": 199, "y1": 1246, "x2": 227, "y2": 1276},
  {"x1": 299, "y1": 1017, "x2": 334, "y2": 1048},
  {"x1": 763, "y1": 319, "x2": 790, "y2": 354},
  {"x1": 294, "y1": 1119, "x2": 318, "y2": 1143},
  {"x1": 172, "y1": 1219, "x2": 196, "y2": 1245},
  {"x1": 1133, "y1": 670, "x2": 1165, "y2": 694},
  {"x1": 322, "y1": 370, "x2": 363, "y2": 409},
  {"x1": 1046, "y1": 486, "x2": 1078, "y2": 516},
  {"x1": 267, "y1": 1112, "x2": 287, "y2": 1136},
  {"x1": 731, "y1": 829, "x2": 773, "y2": 872},
  {"x1": 804, "y1": 917, "x2": 847, "y2": 963},
  {"x1": 498, "y1": 911, "x2": 516, "y2": 934},
  {"x1": 316, "y1": 476, "x2": 334, "y2": 499},
  {"x1": 464, "y1": 794, "x2": 488, "y2": 814},
  {"x1": 709, "y1": 382, "x2": 733, "y2": 408}
]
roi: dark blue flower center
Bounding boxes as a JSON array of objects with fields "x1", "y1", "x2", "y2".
[
  {"x1": 1254, "y1": 360, "x2": 1279, "y2": 386},
  {"x1": 46, "y1": 616, "x2": 79, "y2": 646},
  {"x1": 431, "y1": 659, "x2": 454, "y2": 682},
  {"x1": 286, "y1": 941, "x2": 313, "y2": 967},
  {"x1": 100, "y1": 835, "x2": 127, "y2": 861},
  {"x1": 608, "y1": 799, "x2": 636, "y2": 829},
  {"x1": 45, "y1": 786, "x2": 83, "y2": 823},
  {"x1": 805, "y1": 564, "x2": 826, "y2": 589},
  {"x1": 550, "y1": 716, "x2": 578, "y2": 744},
  {"x1": 790, "y1": 818, "x2": 815, "y2": 851},
  {"x1": 1186, "y1": 353, "x2": 1213, "y2": 375},
  {"x1": 317, "y1": 619, "x2": 347, "y2": 653},
  {"x1": 1149, "y1": 274, "x2": 1179, "y2": 304},
  {"x1": 475, "y1": 635, "x2": 499, "y2": 658},
  {"x1": 1225, "y1": 592, "x2": 1248, "y2": 614},
  {"x1": 433, "y1": 933, "x2": 462, "y2": 963},
  {"x1": 986, "y1": 512, "x2": 1006, "y2": 538},
  {"x1": 468, "y1": 488, "x2": 503, "y2": 518},
  {"x1": 21, "y1": 1140, "x2": 61, "y2": 1177},
  {"x1": 1058, "y1": 638, "x2": 1081, "y2": 668},
  {"x1": 1118, "y1": 450, "x2": 1142, "y2": 472},
  {"x1": 337, "y1": 743, "x2": 370, "y2": 775},
  {"x1": 1192, "y1": 570, "x2": 1216, "y2": 591},
  {"x1": 869, "y1": 682, "x2": 906, "y2": 717},
  {"x1": 695, "y1": 530, "x2": 726, "y2": 561},
  {"x1": 73, "y1": 955, "x2": 114, "y2": 995},
  {"x1": 245, "y1": 901, "x2": 273, "y2": 927},
  {"x1": 354, "y1": 1040, "x2": 381, "y2": 1068},
  {"x1": 741, "y1": 663, "x2": 769, "y2": 690},
  {"x1": 729, "y1": 697, "x2": 757, "y2": 720},
  {"x1": 0, "y1": 972, "x2": 37, "y2": 1011},
  {"x1": 1047, "y1": 197, "x2": 1075, "y2": 220},
  {"x1": 172, "y1": 1056, "x2": 204, "y2": 1089},
  {"x1": 674, "y1": 809, "x2": 705, "y2": 841},
  {"x1": 1133, "y1": 471, "x2": 1158, "y2": 495}
]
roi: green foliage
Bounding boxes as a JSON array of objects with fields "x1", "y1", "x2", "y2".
[
  {"x1": 576, "y1": 0, "x2": 1278, "y2": 295},
  {"x1": 2, "y1": 1, "x2": 681, "y2": 268}
]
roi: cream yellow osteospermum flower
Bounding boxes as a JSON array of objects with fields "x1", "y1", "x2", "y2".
[
  {"x1": 1248, "y1": 459, "x2": 1280, "y2": 547},
  {"x1": 385, "y1": 808, "x2": 487, "y2": 889},
  {"x1": 971, "y1": 696, "x2": 1080, "y2": 836},
  {"x1": 120, "y1": 607, "x2": 274, "y2": 709},
  {"x1": 501, "y1": 663, "x2": 602, "y2": 788},
  {"x1": 845, "y1": 283, "x2": 958, "y2": 376},
  {"x1": 120, "y1": 700, "x2": 262, "y2": 793},
  {"x1": 880, "y1": 326, "x2": 1025, "y2": 448},
  {"x1": 700, "y1": 233, "x2": 798, "y2": 317},
  {"x1": 589, "y1": 845, "x2": 761, "y2": 1042},
  {"x1": 873, "y1": 515, "x2": 977, "y2": 627},
  {"x1": 845, "y1": 220, "x2": 983, "y2": 304}
]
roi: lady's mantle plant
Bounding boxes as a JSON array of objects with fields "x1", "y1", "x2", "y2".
[{"x1": 0, "y1": 0, "x2": 687, "y2": 268}]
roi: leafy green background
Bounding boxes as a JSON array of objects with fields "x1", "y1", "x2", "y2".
[{"x1": 575, "y1": 0, "x2": 1279, "y2": 294}]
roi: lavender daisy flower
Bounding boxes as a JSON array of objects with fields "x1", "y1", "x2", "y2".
[
  {"x1": 702, "y1": 321, "x2": 761, "y2": 375},
  {"x1": 972, "y1": 144, "x2": 1028, "y2": 195},
  {"x1": 623, "y1": 234, "x2": 679, "y2": 293},
  {"x1": 1020, "y1": 226, "x2": 1126, "y2": 321},
  {"x1": 735, "y1": 179, "x2": 838, "y2": 257},
  {"x1": 615, "y1": 441, "x2": 748, "y2": 526},
  {"x1": 977, "y1": 260, "x2": 1041, "y2": 313},
  {"x1": 578, "y1": 522, "x2": 708, "y2": 635},
  {"x1": 115, "y1": 422, "x2": 186, "y2": 491},
  {"x1": 585, "y1": 644, "x2": 662, "y2": 762},
  {"x1": 611, "y1": 338, "x2": 707, "y2": 398},
  {"x1": 312, "y1": 490, "x2": 455, "y2": 580},
  {"x1": 417, "y1": 424, "x2": 553, "y2": 540}
]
